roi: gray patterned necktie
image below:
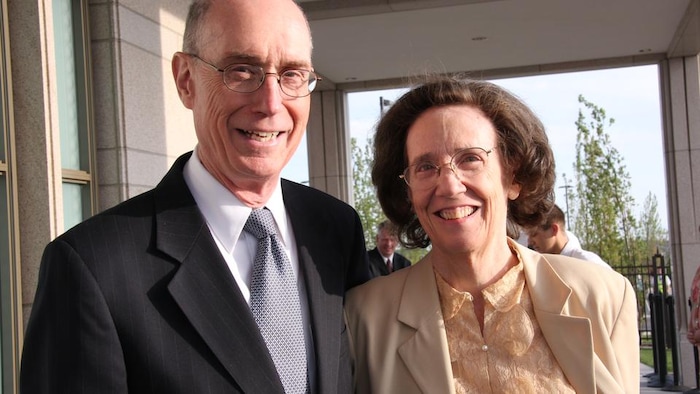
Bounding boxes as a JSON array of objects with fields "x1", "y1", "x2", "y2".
[{"x1": 245, "y1": 208, "x2": 308, "y2": 394}]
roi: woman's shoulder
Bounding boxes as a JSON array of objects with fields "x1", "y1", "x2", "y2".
[
  {"x1": 347, "y1": 265, "x2": 412, "y2": 305},
  {"x1": 346, "y1": 259, "x2": 435, "y2": 318},
  {"x1": 538, "y1": 253, "x2": 632, "y2": 296}
]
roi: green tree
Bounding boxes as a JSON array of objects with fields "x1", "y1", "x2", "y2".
[
  {"x1": 351, "y1": 136, "x2": 385, "y2": 248},
  {"x1": 571, "y1": 95, "x2": 637, "y2": 267},
  {"x1": 636, "y1": 192, "x2": 668, "y2": 259}
]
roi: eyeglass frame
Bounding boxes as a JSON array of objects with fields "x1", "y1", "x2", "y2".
[
  {"x1": 399, "y1": 146, "x2": 496, "y2": 189},
  {"x1": 186, "y1": 53, "x2": 322, "y2": 98}
]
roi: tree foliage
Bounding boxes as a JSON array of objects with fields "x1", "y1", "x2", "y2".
[
  {"x1": 636, "y1": 192, "x2": 668, "y2": 259},
  {"x1": 351, "y1": 137, "x2": 385, "y2": 248},
  {"x1": 571, "y1": 95, "x2": 637, "y2": 267}
]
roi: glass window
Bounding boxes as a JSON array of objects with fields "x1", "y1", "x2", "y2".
[
  {"x1": 0, "y1": 0, "x2": 18, "y2": 389},
  {"x1": 54, "y1": 0, "x2": 80, "y2": 171},
  {"x1": 62, "y1": 182, "x2": 90, "y2": 232},
  {"x1": 53, "y1": 0, "x2": 95, "y2": 233}
]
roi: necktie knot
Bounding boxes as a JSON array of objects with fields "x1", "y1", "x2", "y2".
[{"x1": 245, "y1": 208, "x2": 277, "y2": 240}]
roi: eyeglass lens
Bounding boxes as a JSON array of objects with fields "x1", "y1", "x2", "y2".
[
  {"x1": 403, "y1": 147, "x2": 491, "y2": 189},
  {"x1": 223, "y1": 64, "x2": 317, "y2": 97}
]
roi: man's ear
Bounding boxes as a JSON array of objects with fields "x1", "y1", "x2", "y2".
[
  {"x1": 550, "y1": 222, "x2": 562, "y2": 236},
  {"x1": 172, "y1": 52, "x2": 195, "y2": 109}
]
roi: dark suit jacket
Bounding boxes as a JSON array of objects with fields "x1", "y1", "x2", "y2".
[
  {"x1": 367, "y1": 247, "x2": 411, "y2": 278},
  {"x1": 20, "y1": 152, "x2": 370, "y2": 394}
]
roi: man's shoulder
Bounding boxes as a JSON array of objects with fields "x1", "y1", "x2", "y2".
[
  {"x1": 59, "y1": 155, "x2": 193, "y2": 241},
  {"x1": 366, "y1": 248, "x2": 382, "y2": 261},
  {"x1": 567, "y1": 247, "x2": 610, "y2": 268},
  {"x1": 281, "y1": 180, "x2": 358, "y2": 219},
  {"x1": 393, "y1": 252, "x2": 412, "y2": 267},
  {"x1": 60, "y1": 189, "x2": 157, "y2": 240}
]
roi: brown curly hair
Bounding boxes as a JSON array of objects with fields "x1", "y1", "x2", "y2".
[{"x1": 371, "y1": 77, "x2": 555, "y2": 248}]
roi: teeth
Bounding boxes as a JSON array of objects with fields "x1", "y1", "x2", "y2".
[
  {"x1": 439, "y1": 206, "x2": 475, "y2": 220},
  {"x1": 243, "y1": 130, "x2": 281, "y2": 142}
]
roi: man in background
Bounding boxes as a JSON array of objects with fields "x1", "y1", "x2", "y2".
[
  {"x1": 368, "y1": 220, "x2": 411, "y2": 278},
  {"x1": 527, "y1": 204, "x2": 611, "y2": 268}
]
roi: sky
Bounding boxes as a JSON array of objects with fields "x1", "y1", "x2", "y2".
[{"x1": 282, "y1": 64, "x2": 669, "y2": 230}]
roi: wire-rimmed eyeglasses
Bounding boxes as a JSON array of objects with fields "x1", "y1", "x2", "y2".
[
  {"x1": 187, "y1": 53, "x2": 321, "y2": 98},
  {"x1": 399, "y1": 147, "x2": 495, "y2": 190}
]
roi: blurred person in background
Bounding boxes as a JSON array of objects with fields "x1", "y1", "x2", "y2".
[
  {"x1": 526, "y1": 204, "x2": 610, "y2": 269},
  {"x1": 368, "y1": 220, "x2": 412, "y2": 278}
]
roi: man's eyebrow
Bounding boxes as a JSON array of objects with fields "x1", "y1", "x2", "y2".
[
  {"x1": 218, "y1": 53, "x2": 259, "y2": 64},
  {"x1": 219, "y1": 53, "x2": 312, "y2": 69}
]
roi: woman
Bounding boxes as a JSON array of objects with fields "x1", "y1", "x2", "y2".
[{"x1": 345, "y1": 78, "x2": 639, "y2": 393}]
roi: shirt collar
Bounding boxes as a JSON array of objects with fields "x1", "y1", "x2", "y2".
[{"x1": 183, "y1": 147, "x2": 289, "y2": 253}]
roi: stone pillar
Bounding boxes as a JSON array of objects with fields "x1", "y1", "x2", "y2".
[
  {"x1": 661, "y1": 54, "x2": 700, "y2": 387},
  {"x1": 307, "y1": 89, "x2": 353, "y2": 203}
]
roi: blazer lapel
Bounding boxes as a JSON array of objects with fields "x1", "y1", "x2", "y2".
[
  {"x1": 518, "y1": 244, "x2": 595, "y2": 393},
  {"x1": 153, "y1": 154, "x2": 284, "y2": 393},
  {"x1": 397, "y1": 257, "x2": 455, "y2": 394}
]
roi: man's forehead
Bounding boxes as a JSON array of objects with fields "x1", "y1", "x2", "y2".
[{"x1": 201, "y1": 0, "x2": 312, "y2": 62}]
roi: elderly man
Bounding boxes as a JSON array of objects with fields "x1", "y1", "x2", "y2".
[{"x1": 20, "y1": 1, "x2": 369, "y2": 393}]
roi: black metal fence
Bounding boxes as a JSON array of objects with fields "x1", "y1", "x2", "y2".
[{"x1": 617, "y1": 251, "x2": 685, "y2": 390}]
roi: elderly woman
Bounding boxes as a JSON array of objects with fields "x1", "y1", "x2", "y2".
[{"x1": 345, "y1": 78, "x2": 639, "y2": 393}]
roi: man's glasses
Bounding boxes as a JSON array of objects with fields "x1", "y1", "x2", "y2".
[
  {"x1": 400, "y1": 147, "x2": 495, "y2": 190},
  {"x1": 188, "y1": 54, "x2": 321, "y2": 98}
]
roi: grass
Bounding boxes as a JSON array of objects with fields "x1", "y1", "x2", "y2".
[{"x1": 640, "y1": 347, "x2": 673, "y2": 372}]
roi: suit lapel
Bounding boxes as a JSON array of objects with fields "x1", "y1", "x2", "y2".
[
  {"x1": 518, "y1": 244, "x2": 595, "y2": 393},
  {"x1": 397, "y1": 257, "x2": 455, "y2": 394},
  {"x1": 282, "y1": 181, "x2": 343, "y2": 393},
  {"x1": 153, "y1": 154, "x2": 284, "y2": 393}
]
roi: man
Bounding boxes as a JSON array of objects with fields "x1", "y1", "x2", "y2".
[
  {"x1": 526, "y1": 204, "x2": 611, "y2": 268},
  {"x1": 367, "y1": 220, "x2": 411, "y2": 278},
  {"x1": 20, "y1": 1, "x2": 369, "y2": 393}
]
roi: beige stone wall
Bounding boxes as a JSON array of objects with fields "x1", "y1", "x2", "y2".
[
  {"x1": 89, "y1": 1, "x2": 195, "y2": 209},
  {"x1": 664, "y1": 54, "x2": 700, "y2": 385}
]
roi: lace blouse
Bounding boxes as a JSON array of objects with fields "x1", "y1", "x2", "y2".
[{"x1": 435, "y1": 259, "x2": 575, "y2": 393}]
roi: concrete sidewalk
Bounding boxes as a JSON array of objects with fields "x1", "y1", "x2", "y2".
[{"x1": 640, "y1": 362, "x2": 699, "y2": 393}]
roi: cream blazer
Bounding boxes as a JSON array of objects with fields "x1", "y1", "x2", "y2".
[{"x1": 345, "y1": 242, "x2": 639, "y2": 393}]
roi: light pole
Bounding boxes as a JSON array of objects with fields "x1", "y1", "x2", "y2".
[
  {"x1": 379, "y1": 96, "x2": 393, "y2": 115},
  {"x1": 559, "y1": 173, "x2": 573, "y2": 230}
]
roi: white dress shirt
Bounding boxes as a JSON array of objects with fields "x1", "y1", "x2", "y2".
[
  {"x1": 182, "y1": 147, "x2": 316, "y2": 383},
  {"x1": 562, "y1": 231, "x2": 611, "y2": 269}
]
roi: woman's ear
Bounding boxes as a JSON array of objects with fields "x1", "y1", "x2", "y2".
[{"x1": 507, "y1": 182, "x2": 522, "y2": 200}]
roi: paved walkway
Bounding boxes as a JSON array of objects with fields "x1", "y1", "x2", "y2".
[{"x1": 640, "y1": 362, "x2": 699, "y2": 393}]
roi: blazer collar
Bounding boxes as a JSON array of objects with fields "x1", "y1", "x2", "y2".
[
  {"x1": 153, "y1": 152, "x2": 285, "y2": 393},
  {"x1": 396, "y1": 244, "x2": 596, "y2": 394},
  {"x1": 516, "y1": 243, "x2": 596, "y2": 393},
  {"x1": 396, "y1": 256, "x2": 456, "y2": 394}
]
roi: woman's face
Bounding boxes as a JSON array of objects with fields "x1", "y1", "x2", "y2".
[{"x1": 404, "y1": 105, "x2": 521, "y2": 255}]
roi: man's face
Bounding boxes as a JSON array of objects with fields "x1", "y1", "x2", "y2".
[
  {"x1": 174, "y1": 0, "x2": 313, "y2": 194},
  {"x1": 526, "y1": 225, "x2": 557, "y2": 254},
  {"x1": 376, "y1": 228, "x2": 399, "y2": 257}
]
